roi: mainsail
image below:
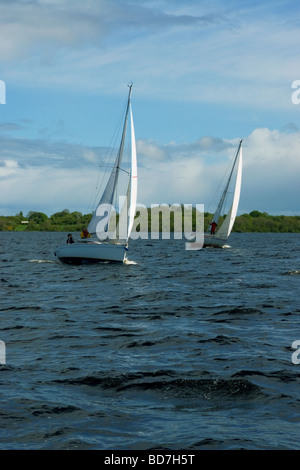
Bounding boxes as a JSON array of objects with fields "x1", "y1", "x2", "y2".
[{"x1": 87, "y1": 84, "x2": 137, "y2": 242}]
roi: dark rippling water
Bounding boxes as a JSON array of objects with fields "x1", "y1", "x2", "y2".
[{"x1": 0, "y1": 231, "x2": 299, "y2": 451}]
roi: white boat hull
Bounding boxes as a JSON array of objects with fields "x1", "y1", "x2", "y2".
[
  {"x1": 203, "y1": 234, "x2": 228, "y2": 248},
  {"x1": 55, "y1": 241, "x2": 127, "y2": 264}
]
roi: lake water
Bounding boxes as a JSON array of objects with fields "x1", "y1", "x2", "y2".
[{"x1": 0, "y1": 232, "x2": 299, "y2": 450}]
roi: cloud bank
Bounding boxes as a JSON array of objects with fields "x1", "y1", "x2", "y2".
[{"x1": 0, "y1": 126, "x2": 299, "y2": 216}]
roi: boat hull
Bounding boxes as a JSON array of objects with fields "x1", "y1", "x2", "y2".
[
  {"x1": 54, "y1": 241, "x2": 127, "y2": 264},
  {"x1": 203, "y1": 234, "x2": 228, "y2": 248}
]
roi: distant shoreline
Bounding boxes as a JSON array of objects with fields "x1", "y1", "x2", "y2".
[{"x1": 1, "y1": 209, "x2": 300, "y2": 233}]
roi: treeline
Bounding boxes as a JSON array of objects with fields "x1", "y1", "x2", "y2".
[
  {"x1": 0, "y1": 209, "x2": 91, "y2": 232},
  {"x1": 231, "y1": 210, "x2": 300, "y2": 233},
  {"x1": 0, "y1": 209, "x2": 300, "y2": 233}
]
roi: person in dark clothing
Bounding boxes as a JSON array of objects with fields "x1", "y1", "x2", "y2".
[
  {"x1": 67, "y1": 233, "x2": 75, "y2": 244},
  {"x1": 210, "y1": 221, "x2": 217, "y2": 235}
]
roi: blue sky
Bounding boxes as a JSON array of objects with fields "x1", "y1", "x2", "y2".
[{"x1": 0, "y1": 0, "x2": 300, "y2": 216}]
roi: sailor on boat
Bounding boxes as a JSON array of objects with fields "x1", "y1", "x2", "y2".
[
  {"x1": 67, "y1": 234, "x2": 75, "y2": 244},
  {"x1": 210, "y1": 221, "x2": 217, "y2": 235},
  {"x1": 80, "y1": 228, "x2": 91, "y2": 239}
]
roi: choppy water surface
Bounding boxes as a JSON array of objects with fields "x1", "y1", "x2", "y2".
[{"x1": 0, "y1": 232, "x2": 299, "y2": 450}]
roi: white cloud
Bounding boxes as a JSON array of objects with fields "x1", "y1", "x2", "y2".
[
  {"x1": 0, "y1": 164, "x2": 98, "y2": 216},
  {"x1": 82, "y1": 149, "x2": 98, "y2": 164},
  {"x1": 0, "y1": 159, "x2": 19, "y2": 178},
  {"x1": 137, "y1": 140, "x2": 168, "y2": 162},
  {"x1": 0, "y1": 0, "x2": 107, "y2": 61},
  {"x1": 239, "y1": 128, "x2": 300, "y2": 213}
]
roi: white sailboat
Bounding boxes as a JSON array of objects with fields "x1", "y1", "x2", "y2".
[
  {"x1": 55, "y1": 84, "x2": 137, "y2": 264},
  {"x1": 204, "y1": 139, "x2": 242, "y2": 248}
]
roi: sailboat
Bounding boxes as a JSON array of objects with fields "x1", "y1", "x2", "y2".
[
  {"x1": 204, "y1": 139, "x2": 242, "y2": 248},
  {"x1": 55, "y1": 84, "x2": 137, "y2": 264}
]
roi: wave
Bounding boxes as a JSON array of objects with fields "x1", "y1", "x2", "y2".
[
  {"x1": 232, "y1": 369, "x2": 297, "y2": 383},
  {"x1": 124, "y1": 259, "x2": 138, "y2": 265},
  {"x1": 0, "y1": 305, "x2": 42, "y2": 312},
  {"x1": 199, "y1": 335, "x2": 240, "y2": 345},
  {"x1": 188, "y1": 437, "x2": 256, "y2": 450},
  {"x1": 119, "y1": 377, "x2": 263, "y2": 400},
  {"x1": 54, "y1": 371, "x2": 263, "y2": 400},
  {"x1": 31, "y1": 405, "x2": 79, "y2": 417},
  {"x1": 28, "y1": 259, "x2": 56, "y2": 264},
  {"x1": 214, "y1": 306, "x2": 264, "y2": 316}
]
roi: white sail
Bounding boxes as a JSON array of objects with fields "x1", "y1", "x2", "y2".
[
  {"x1": 215, "y1": 143, "x2": 242, "y2": 239},
  {"x1": 127, "y1": 105, "x2": 137, "y2": 240},
  {"x1": 204, "y1": 140, "x2": 243, "y2": 247}
]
